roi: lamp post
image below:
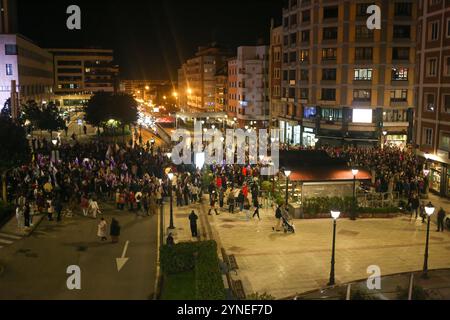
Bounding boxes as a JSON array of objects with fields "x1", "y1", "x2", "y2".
[
  {"x1": 284, "y1": 170, "x2": 291, "y2": 206},
  {"x1": 167, "y1": 171, "x2": 175, "y2": 230},
  {"x1": 422, "y1": 202, "x2": 435, "y2": 279},
  {"x1": 351, "y1": 169, "x2": 359, "y2": 221},
  {"x1": 328, "y1": 210, "x2": 341, "y2": 286}
]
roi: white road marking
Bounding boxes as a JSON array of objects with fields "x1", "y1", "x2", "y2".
[
  {"x1": 0, "y1": 238, "x2": 13, "y2": 244},
  {"x1": 0, "y1": 233, "x2": 22, "y2": 240}
]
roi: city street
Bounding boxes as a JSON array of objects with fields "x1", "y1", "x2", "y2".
[{"x1": 0, "y1": 202, "x2": 158, "y2": 300}]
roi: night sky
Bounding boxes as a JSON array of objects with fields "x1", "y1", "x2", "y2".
[{"x1": 17, "y1": 0, "x2": 283, "y2": 81}]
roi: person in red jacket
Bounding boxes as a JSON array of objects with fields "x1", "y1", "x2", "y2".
[
  {"x1": 242, "y1": 184, "x2": 248, "y2": 198},
  {"x1": 216, "y1": 176, "x2": 222, "y2": 189}
]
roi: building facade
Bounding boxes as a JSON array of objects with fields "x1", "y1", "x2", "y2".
[
  {"x1": 415, "y1": 0, "x2": 450, "y2": 197},
  {"x1": 227, "y1": 46, "x2": 270, "y2": 128},
  {"x1": 277, "y1": 0, "x2": 416, "y2": 148},
  {"x1": 47, "y1": 48, "x2": 119, "y2": 108},
  {"x1": 178, "y1": 45, "x2": 232, "y2": 113},
  {"x1": 0, "y1": 34, "x2": 54, "y2": 108},
  {"x1": 269, "y1": 23, "x2": 283, "y2": 130},
  {"x1": 214, "y1": 65, "x2": 228, "y2": 113}
]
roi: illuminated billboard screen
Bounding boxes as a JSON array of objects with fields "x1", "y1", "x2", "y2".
[{"x1": 352, "y1": 109, "x2": 373, "y2": 124}]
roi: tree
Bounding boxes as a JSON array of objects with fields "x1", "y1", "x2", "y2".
[
  {"x1": 112, "y1": 93, "x2": 138, "y2": 127},
  {"x1": 22, "y1": 101, "x2": 65, "y2": 138},
  {"x1": 38, "y1": 103, "x2": 66, "y2": 138}
]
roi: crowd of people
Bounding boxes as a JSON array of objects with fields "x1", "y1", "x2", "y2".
[
  {"x1": 8, "y1": 137, "x2": 173, "y2": 241},
  {"x1": 323, "y1": 145, "x2": 426, "y2": 196},
  {"x1": 7, "y1": 135, "x2": 448, "y2": 241}
]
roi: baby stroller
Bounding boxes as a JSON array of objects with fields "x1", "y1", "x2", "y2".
[{"x1": 282, "y1": 215, "x2": 295, "y2": 233}]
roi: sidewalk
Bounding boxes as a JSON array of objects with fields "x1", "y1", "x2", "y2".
[
  {"x1": 161, "y1": 198, "x2": 211, "y2": 245},
  {"x1": 0, "y1": 212, "x2": 46, "y2": 237},
  {"x1": 203, "y1": 201, "x2": 450, "y2": 299}
]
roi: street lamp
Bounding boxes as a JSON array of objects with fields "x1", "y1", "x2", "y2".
[
  {"x1": 422, "y1": 202, "x2": 435, "y2": 279},
  {"x1": 167, "y1": 171, "x2": 175, "y2": 230},
  {"x1": 284, "y1": 170, "x2": 291, "y2": 206},
  {"x1": 328, "y1": 210, "x2": 341, "y2": 286},
  {"x1": 351, "y1": 169, "x2": 359, "y2": 221}
]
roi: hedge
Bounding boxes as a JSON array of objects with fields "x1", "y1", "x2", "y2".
[
  {"x1": 194, "y1": 241, "x2": 226, "y2": 300},
  {"x1": 302, "y1": 197, "x2": 401, "y2": 216},
  {"x1": 160, "y1": 240, "x2": 225, "y2": 300}
]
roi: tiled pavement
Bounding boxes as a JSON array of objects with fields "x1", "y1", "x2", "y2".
[{"x1": 204, "y1": 204, "x2": 450, "y2": 299}]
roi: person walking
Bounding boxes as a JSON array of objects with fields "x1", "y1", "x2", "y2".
[
  {"x1": 47, "y1": 198, "x2": 54, "y2": 221},
  {"x1": 16, "y1": 205, "x2": 24, "y2": 228},
  {"x1": 437, "y1": 207, "x2": 446, "y2": 232},
  {"x1": 227, "y1": 188, "x2": 235, "y2": 214},
  {"x1": 80, "y1": 194, "x2": 89, "y2": 216},
  {"x1": 208, "y1": 193, "x2": 219, "y2": 216},
  {"x1": 110, "y1": 218, "x2": 121, "y2": 243},
  {"x1": 189, "y1": 210, "x2": 199, "y2": 237},
  {"x1": 420, "y1": 202, "x2": 426, "y2": 224},
  {"x1": 166, "y1": 233, "x2": 175, "y2": 246},
  {"x1": 411, "y1": 194, "x2": 420, "y2": 219},
  {"x1": 54, "y1": 196, "x2": 63, "y2": 222},
  {"x1": 97, "y1": 218, "x2": 107, "y2": 241},
  {"x1": 89, "y1": 197, "x2": 101, "y2": 219},
  {"x1": 23, "y1": 201, "x2": 31, "y2": 228},
  {"x1": 252, "y1": 199, "x2": 261, "y2": 220}
]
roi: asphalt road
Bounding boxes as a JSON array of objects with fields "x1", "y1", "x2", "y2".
[{"x1": 0, "y1": 202, "x2": 158, "y2": 300}]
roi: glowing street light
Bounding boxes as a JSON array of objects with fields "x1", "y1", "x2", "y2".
[
  {"x1": 328, "y1": 210, "x2": 341, "y2": 286},
  {"x1": 284, "y1": 170, "x2": 291, "y2": 206},
  {"x1": 351, "y1": 169, "x2": 359, "y2": 220},
  {"x1": 422, "y1": 202, "x2": 435, "y2": 279}
]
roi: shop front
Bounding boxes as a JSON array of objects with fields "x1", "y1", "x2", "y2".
[
  {"x1": 302, "y1": 127, "x2": 317, "y2": 147},
  {"x1": 385, "y1": 134, "x2": 408, "y2": 148},
  {"x1": 279, "y1": 120, "x2": 301, "y2": 146},
  {"x1": 421, "y1": 151, "x2": 450, "y2": 197}
]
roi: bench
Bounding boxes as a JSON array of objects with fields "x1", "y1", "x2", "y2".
[
  {"x1": 232, "y1": 280, "x2": 246, "y2": 300},
  {"x1": 221, "y1": 248, "x2": 238, "y2": 275}
]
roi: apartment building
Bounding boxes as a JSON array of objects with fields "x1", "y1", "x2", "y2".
[
  {"x1": 47, "y1": 48, "x2": 119, "y2": 107},
  {"x1": 0, "y1": 34, "x2": 54, "y2": 109},
  {"x1": 415, "y1": 0, "x2": 450, "y2": 197},
  {"x1": 178, "y1": 44, "x2": 232, "y2": 113},
  {"x1": 227, "y1": 46, "x2": 270, "y2": 128},
  {"x1": 214, "y1": 65, "x2": 228, "y2": 113},
  {"x1": 269, "y1": 23, "x2": 283, "y2": 130},
  {"x1": 277, "y1": 0, "x2": 416, "y2": 148}
]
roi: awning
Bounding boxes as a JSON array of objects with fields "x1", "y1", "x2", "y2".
[{"x1": 290, "y1": 167, "x2": 372, "y2": 182}]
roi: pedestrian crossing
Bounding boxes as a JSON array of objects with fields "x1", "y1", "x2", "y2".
[{"x1": 0, "y1": 232, "x2": 22, "y2": 249}]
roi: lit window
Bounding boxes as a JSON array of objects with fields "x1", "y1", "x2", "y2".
[{"x1": 6, "y1": 64, "x2": 12, "y2": 76}]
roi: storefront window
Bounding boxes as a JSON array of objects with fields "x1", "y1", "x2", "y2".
[{"x1": 430, "y1": 163, "x2": 442, "y2": 193}]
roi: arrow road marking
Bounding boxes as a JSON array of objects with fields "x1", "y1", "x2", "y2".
[{"x1": 116, "y1": 241, "x2": 130, "y2": 272}]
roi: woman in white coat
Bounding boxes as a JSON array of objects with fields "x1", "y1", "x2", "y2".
[
  {"x1": 97, "y1": 218, "x2": 107, "y2": 241},
  {"x1": 88, "y1": 198, "x2": 101, "y2": 219}
]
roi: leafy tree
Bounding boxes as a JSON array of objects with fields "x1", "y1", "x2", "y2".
[
  {"x1": 38, "y1": 103, "x2": 65, "y2": 138},
  {"x1": 21, "y1": 100, "x2": 41, "y2": 128},
  {"x1": 112, "y1": 93, "x2": 138, "y2": 135},
  {"x1": 22, "y1": 101, "x2": 65, "y2": 138}
]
